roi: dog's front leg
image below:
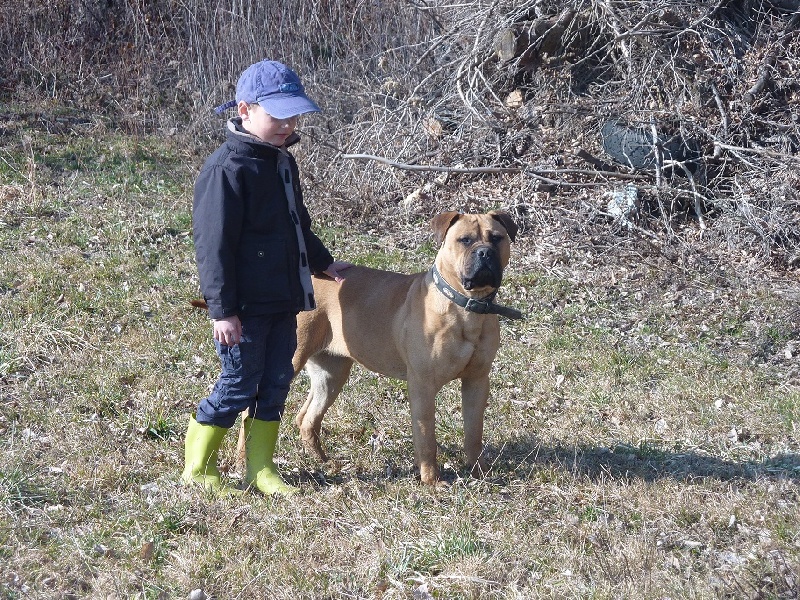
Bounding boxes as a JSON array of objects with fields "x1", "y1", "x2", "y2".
[
  {"x1": 407, "y1": 378, "x2": 440, "y2": 484},
  {"x1": 461, "y1": 375, "x2": 489, "y2": 478}
]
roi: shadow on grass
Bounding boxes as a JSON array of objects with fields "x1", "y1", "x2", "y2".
[
  {"x1": 484, "y1": 435, "x2": 800, "y2": 484},
  {"x1": 292, "y1": 437, "x2": 800, "y2": 488}
]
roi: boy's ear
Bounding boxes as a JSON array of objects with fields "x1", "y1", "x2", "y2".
[{"x1": 237, "y1": 100, "x2": 251, "y2": 119}]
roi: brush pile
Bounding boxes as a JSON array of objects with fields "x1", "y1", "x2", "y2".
[{"x1": 2, "y1": 0, "x2": 798, "y2": 266}]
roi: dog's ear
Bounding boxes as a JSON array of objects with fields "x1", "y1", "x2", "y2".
[
  {"x1": 430, "y1": 211, "x2": 462, "y2": 246},
  {"x1": 489, "y1": 210, "x2": 518, "y2": 243}
]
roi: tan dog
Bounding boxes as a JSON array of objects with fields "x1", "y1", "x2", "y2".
[{"x1": 292, "y1": 211, "x2": 521, "y2": 484}]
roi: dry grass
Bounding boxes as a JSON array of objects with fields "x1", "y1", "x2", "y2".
[{"x1": 1, "y1": 104, "x2": 799, "y2": 599}]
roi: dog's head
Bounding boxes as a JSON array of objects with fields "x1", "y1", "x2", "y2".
[{"x1": 431, "y1": 211, "x2": 517, "y2": 295}]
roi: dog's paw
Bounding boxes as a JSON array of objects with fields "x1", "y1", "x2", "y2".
[{"x1": 419, "y1": 463, "x2": 441, "y2": 486}]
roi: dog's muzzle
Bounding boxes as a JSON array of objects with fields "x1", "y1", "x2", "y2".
[{"x1": 462, "y1": 246, "x2": 502, "y2": 290}]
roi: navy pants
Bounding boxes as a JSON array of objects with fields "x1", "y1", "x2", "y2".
[{"x1": 196, "y1": 312, "x2": 298, "y2": 428}]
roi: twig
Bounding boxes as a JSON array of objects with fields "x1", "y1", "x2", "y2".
[
  {"x1": 710, "y1": 83, "x2": 730, "y2": 158},
  {"x1": 744, "y1": 53, "x2": 777, "y2": 105},
  {"x1": 665, "y1": 160, "x2": 706, "y2": 230},
  {"x1": 575, "y1": 149, "x2": 616, "y2": 171},
  {"x1": 650, "y1": 121, "x2": 663, "y2": 189},
  {"x1": 714, "y1": 142, "x2": 800, "y2": 165},
  {"x1": 455, "y1": 0, "x2": 501, "y2": 121},
  {"x1": 408, "y1": 57, "x2": 459, "y2": 99}
]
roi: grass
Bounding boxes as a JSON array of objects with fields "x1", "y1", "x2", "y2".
[{"x1": 1, "y1": 106, "x2": 799, "y2": 598}]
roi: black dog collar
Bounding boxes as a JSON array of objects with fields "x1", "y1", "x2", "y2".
[{"x1": 430, "y1": 265, "x2": 524, "y2": 320}]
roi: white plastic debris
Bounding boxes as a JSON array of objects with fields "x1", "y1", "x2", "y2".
[{"x1": 606, "y1": 184, "x2": 639, "y2": 223}]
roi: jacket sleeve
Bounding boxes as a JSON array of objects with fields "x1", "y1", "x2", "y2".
[
  {"x1": 303, "y1": 220, "x2": 334, "y2": 274},
  {"x1": 193, "y1": 161, "x2": 244, "y2": 319},
  {"x1": 291, "y1": 160, "x2": 334, "y2": 274}
]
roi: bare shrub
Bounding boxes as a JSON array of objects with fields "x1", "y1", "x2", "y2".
[{"x1": 1, "y1": 0, "x2": 798, "y2": 264}]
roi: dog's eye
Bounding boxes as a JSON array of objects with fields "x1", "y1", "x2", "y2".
[
  {"x1": 459, "y1": 236, "x2": 473, "y2": 246},
  {"x1": 488, "y1": 234, "x2": 504, "y2": 244}
]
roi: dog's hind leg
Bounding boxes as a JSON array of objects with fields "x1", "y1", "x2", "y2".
[{"x1": 295, "y1": 352, "x2": 354, "y2": 462}]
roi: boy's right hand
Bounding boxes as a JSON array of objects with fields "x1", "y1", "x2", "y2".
[
  {"x1": 323, "y1": 261, "x2": 353, "y2": 283},
  {"x1": 213, "y1": 315, "x2": 242, "y2": 346}
]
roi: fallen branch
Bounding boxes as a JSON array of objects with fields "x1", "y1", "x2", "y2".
[
  {"x1": 343, "y1": 153, "x2": 518, "y2": 174},
  {"x1": 341, "y1": 153, "x2": 650, "y2": 186}
]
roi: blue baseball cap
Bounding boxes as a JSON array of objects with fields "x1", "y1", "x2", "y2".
[{"x1": 214, "y1": 60, "x2": 321, "y2": 118}]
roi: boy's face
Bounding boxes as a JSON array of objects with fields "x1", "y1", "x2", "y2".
[{"x1": 238, "y1": 102, "x2": 298, "y2": 146}]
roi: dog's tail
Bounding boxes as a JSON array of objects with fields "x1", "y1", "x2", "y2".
[{"x1": 190, "y1": 299, "x2": 209, "y2": 310}]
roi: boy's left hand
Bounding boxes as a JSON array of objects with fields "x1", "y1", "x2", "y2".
[{"x1": 323, "y1": 261, "x2": 353, "y2": 283}]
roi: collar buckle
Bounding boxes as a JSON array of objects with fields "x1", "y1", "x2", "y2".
[{"x1": 464, "y1": 297, "x2": 492, "y2": 314}]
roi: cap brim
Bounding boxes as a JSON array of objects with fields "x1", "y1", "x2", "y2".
[{"x1": 257, "y1": 94, "x2": 321, "y2": 119}]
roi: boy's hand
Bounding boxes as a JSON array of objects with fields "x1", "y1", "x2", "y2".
[
  {"x1": 323, "y1": 261, "x2": 353, "y2": 283},
  {"x1": 213, "y1": 315, "x2": 242, "y2": 346}
]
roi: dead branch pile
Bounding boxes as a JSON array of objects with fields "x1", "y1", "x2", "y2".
[
  {"x1": 305, "y1": 0, "x2": 800, "y2": 268},
  {"x1": 1, "y1": 0, "x2": 798, "y2": 267}
]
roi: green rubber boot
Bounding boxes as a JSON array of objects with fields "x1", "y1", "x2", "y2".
[
  {"x1": 243, "y1": 418, "x2": 298, "y2": 496},
  {"x1": 181, "y1": 416, "x2": 238, "y2": 494}
]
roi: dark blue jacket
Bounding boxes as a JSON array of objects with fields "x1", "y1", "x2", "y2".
[{"x1": 193, "y1": 119, "x2": 333, "y2": 320}]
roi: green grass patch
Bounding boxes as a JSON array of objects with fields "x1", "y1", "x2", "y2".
[{"x1": 1, "y1": 107, "x2": 799, "y2": 599}]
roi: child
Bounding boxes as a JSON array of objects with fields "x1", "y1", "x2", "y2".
[{"x1": 183, "y1": 59, "x2": 349, "y2": 495}]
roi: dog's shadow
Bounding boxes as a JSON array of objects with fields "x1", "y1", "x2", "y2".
[
  {"x1": 481, "y1": 434, "x2": 800, "y2": 485},
  {"x1": 296, "y1": 434, "x2": 800, "y2": 487}
]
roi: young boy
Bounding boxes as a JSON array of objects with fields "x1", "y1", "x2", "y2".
[{"x1": 183, "y1": 59, "x2": 349, "y2": 495}]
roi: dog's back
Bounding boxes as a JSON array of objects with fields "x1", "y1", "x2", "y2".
[{"x1": 294, "y1": 265, "x2": 423, "y2": 380}]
